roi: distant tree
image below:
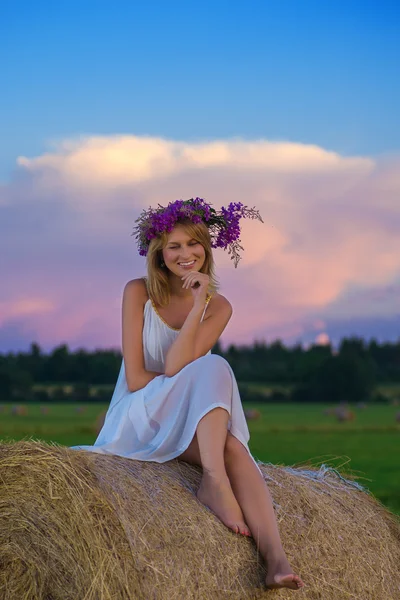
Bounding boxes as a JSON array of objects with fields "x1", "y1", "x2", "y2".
[
  {"x1": 1, "y1": 335, "x2": 399, "y2": 391},
  {"x1": 212, "y1": 340, "x2": 224, "y2": 356},
  {"x1": 15, "y1": 343, "x2": 44, "y2": 381},
  {"x1": 295, "y1": 344, "x2": 333, "y2": 383},
  {"x1": 291, "y1": 353, "x2": 376, "y2": 403},
  {"x1": 44, "y1": 344, "x2": 70, "y2": 383},
  {"x1": 69, "y1": 348, "x2": 91, "y2": 382},
  {"x1": 89, "y1": 351, "x2": 120, "y2": 383},
  {"x1": 32, "y1": 389, "x2": 52, "y2": 403},
  {"x1": 0, "y1": 363, "x2": 12, "y2": 398},
  {"x1": 0, "y1": 363, "x2": 33, "y2": 401}
]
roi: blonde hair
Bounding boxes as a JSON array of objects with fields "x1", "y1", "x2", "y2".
[{"x1": 145, "y1": 219, "x2": 219, "y2": 306}]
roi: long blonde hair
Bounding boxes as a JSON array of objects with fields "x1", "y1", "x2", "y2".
[{"x1": 145, "y1": 219, "x2": 219, "y2": 306}]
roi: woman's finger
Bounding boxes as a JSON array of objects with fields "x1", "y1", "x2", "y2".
[
  {"x1": 184, "y1": 277, "x2": 196, "y2": 289},
  {"x1": 181, "y1": 272, "x2": 209, "y2": 290},
  {"x1": 185, "y1": 273, "x2": 198, "y2": 286},
  {"x1": 182, "y1": 273, "x2": 194, "y2": 287},
  {"x1": 181, "y1": 273, "x2": 195, "y2": 284}
]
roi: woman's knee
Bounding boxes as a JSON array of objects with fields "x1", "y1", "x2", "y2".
[
  {"x1": 195, "y1": 354, "x2": 231, "y2": 380},
  {"x1": 199, "y1": 354, "x2": 229, "y2": 368}
]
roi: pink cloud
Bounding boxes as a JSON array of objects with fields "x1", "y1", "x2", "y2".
[{"x1": 1, "y1": 135, "x2": 400, "y2": 351}]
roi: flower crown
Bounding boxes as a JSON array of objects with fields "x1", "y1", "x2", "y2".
[{"x1": 132, "y1": 197, "x2": 263, "y2": 267}]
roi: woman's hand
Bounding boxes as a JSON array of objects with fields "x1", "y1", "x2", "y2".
[{"x1": 181, "y1": 271, "x2": 210, "y2": 304}]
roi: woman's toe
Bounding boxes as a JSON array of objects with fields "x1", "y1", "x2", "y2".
[
  {"x1": 238, "y1": 524, "x2": 251, "y2": 537},
  {"x1": 229, "y1": 523, "x2": 239, "y2": 534}
]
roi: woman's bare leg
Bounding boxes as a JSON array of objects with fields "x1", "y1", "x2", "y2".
[
  {"x1": 178, "y1": 430, "x2": 304, "y2": 591},
  {"x1": 224, "y1": 433, "x2": 304, "y2": 590},
  {"x1": 179, "y1": 407, "x2": 251, "y2": 536}
]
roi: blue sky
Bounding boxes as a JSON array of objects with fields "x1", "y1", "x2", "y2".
[
  {"x1": 1, "y1": 0, "x2": 399, "y2": 182},
  {"x1": 1, "y1": 0, "x2": 400, "y2": 352}
]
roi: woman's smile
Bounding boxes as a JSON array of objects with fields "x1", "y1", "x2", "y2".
[{"x1": 178, "y1": 260, "x2": 196, "y2": 269}]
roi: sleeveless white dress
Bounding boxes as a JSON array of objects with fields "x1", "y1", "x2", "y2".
[{"x1": 70, "y1": 290, "x2": 260, "y2": 471}]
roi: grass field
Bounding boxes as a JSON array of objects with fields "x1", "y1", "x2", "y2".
[{"x1": 1, "y1": 402, "x2": 399, "y2": 515}]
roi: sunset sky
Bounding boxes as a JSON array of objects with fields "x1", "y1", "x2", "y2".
[{"x1": 1, "y1": 0, "x2": 400, "y2": 352}]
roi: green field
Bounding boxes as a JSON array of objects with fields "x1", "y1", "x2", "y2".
[{"x1": 1, "y1": 402, "x2": 399, "y2": 515}]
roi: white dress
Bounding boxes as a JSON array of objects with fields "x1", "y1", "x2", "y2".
[{"x1": 70, "y1": 290, "x2": 260, "y2": 472}]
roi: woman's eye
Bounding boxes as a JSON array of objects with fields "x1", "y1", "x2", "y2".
[{"x1": 169, "y1": 242, "x2": 197, "y2": 248}]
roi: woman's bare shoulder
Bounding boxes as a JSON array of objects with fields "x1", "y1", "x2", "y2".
[
  {"x1": 207, "y1": 292, "x2": 233, "y2": 316},
  {"x1": 123, "y1": 277, "x2": 149, "y2": 303}
]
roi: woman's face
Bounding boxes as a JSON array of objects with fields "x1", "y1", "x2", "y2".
[{"x1": 162, "y1": 224, "x2": 206, "y2": 275}]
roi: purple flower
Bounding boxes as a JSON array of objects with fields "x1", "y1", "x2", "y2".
[{"x1": 131, "y1": 196, "x2": 263, "y2": 267}]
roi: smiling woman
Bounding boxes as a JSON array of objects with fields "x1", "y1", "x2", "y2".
[
  {"x1": 144, "y1": 216, "x2": 219, "y2": 307},
  {"x1": 70, "y1": 197, "x2": 304, "y2": 591}
]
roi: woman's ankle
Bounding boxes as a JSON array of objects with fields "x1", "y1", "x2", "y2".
[
  {"x1": 260, "y1": 548, "x2": 289, "y2": 568},
  {"x1": 202, "y1": 467, "x2": 229, "y2": 482}
]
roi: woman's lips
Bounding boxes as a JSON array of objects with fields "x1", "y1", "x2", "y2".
[{"x1": 178, "y1": 260, "x2": 196, "y2": 269}]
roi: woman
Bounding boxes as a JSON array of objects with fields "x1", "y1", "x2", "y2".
[{"x1": 72, "y1": 198, "x2": 304, "y2": 591}]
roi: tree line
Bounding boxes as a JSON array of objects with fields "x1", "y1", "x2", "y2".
[{"x1": 0, "y1": 337, "x2": 399, "y2": 404}]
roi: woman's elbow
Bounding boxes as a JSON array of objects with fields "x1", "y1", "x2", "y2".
[
  {"x1": 165, "y1": 358, "x2": 198, "y2": 377},
  {"x1": 164, "y1": 359, "x2": 185, "y2": 377},
  {"x1": 127, "y1": 382, "x2": 140, "y2": 393},
  {"x1": 164, "y1": 357, "x2": 175, "y2": 377},
  {"x1": 126, "y1": 370, "x2": 144, "y2": 393},
  {"x1": 164, "y1": 366, "x2": 177, "y2": 378}
]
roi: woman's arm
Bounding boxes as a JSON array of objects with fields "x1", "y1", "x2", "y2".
[
  {"x1": 122, "y1": 279, "x2": 163, "y2": 392},
  {"x1": 164, "y1": 294, "x2": 233, "y2": 377}
]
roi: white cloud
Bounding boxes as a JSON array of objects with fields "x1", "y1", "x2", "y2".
[
  {"x1": 1, "y1": 134, "x2": 400, "y2": 350},
  {"x1": 16, "y1": 135, "x2": 373, "y2": 189}
]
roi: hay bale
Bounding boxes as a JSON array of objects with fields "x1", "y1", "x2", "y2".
[
  {"x1": 0, "y1": 441, "x2": 399, "y2": 600},
  {"x1": 10, "y1": 404, "x2": 27, "y2": 416},
  {"x1": 244, "y1": 409, "x2": 262, "y2": 421},
  {"x1": 336, "y1": 408, "x2": 356, "y2": 422}
]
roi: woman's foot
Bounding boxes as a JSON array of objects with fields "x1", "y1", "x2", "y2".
[
  {"x1": 197, "y1": 471, "x2": 252, "y2": 537},
  {"x1": 265, "y1": 558, "x2": 305, "y2": 590}
]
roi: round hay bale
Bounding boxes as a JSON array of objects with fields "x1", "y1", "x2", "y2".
[
  {"x1": 11, "y1": 404, "x2": 27, "y2": 416},
  {"x1": 336, "y1": 408, "x2": 356, "y2": 422},
  {"x1": 0, "y1": 440, "x2": 399, "y2": 600},
  {"x1": 244, "y1": 409, "x2": 262, "y2": 421}
]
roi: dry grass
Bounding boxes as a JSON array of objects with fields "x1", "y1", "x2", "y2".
[{"x1": 0, "y1": 439, "x2": 399, "y2": 599}]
